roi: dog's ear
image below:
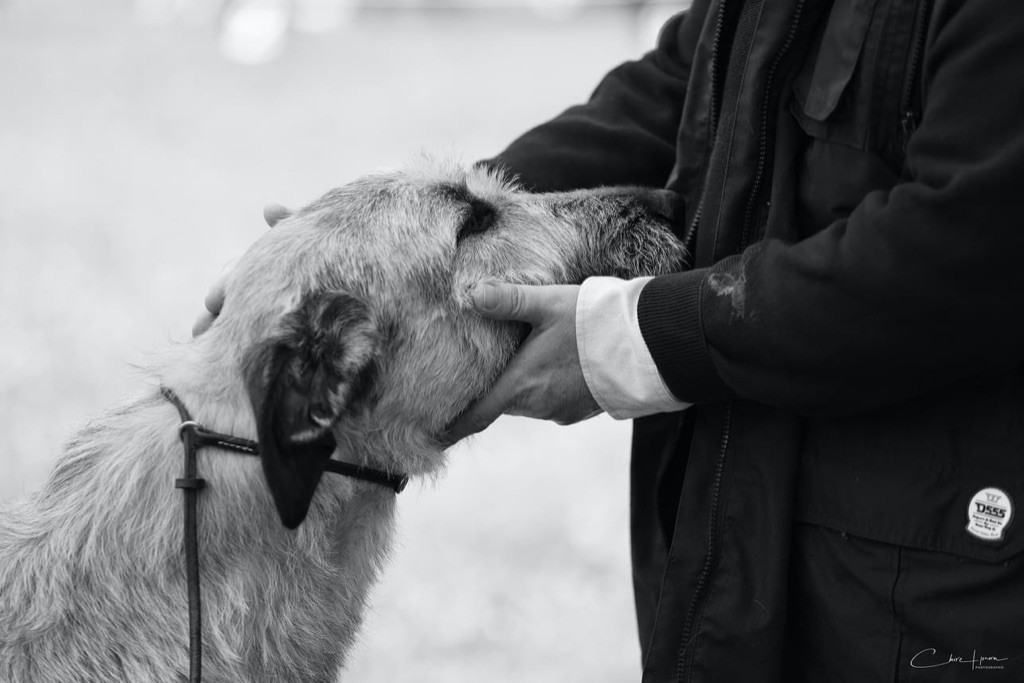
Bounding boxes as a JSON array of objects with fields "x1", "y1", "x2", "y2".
[{"x1": 243, "y1": 291, "x2": 382, "y2": 529}]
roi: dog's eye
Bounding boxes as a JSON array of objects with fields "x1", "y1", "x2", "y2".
[{"x1": 458, "y1": 199, "x2": 496, "y2": 240}]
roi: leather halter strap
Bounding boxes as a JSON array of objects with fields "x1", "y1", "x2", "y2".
[{"x1": 159, "y1": 387, "x2": 407, "y2": 682}]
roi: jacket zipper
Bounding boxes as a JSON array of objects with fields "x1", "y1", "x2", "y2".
[
  {"x1": 898, "y1": 0, "x2": 932, "y2": 153},
  {"x1": 739, "y1": 0, "x2": 806, "y2": 250},
  {"x1": 675, "y1": 1, "x2": 807, "y2": 679},
  {"x1": 674, "y1": 403, "x2": 732, "y2": 682},
  {"x1": 681, "y1": 1, "x2": 729, "y2": 269},
  {"x1": 673, "y1": 0, "x2": 728, "y2": 663}
]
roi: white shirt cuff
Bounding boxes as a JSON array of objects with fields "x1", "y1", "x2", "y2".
[{"x1": 576, "y1": 276, "x2": 693, "y2": 420}]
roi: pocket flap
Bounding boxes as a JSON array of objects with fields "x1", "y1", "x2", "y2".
[
  {"x1": 793, "y1": 0, "x2": 877, "y2": 122},
  {"x1": 796, "y1": 395, "x2": 1024, "y2": 564}
]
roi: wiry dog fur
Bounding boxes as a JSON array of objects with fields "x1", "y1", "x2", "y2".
[{"x1": 0, "y1": 159, "x2": 685, "y2": 682}]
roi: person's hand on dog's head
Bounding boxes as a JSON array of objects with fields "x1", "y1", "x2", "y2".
[
  {"x1": 442, "y1": 281, "x2": 602, "y2": 446},
  {"x1": 192, "y1": 204, "x2": 292, "y2": 337}
]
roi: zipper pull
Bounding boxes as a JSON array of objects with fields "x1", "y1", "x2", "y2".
[{"x1": 899, "y1": 110, "x2": 918, "y2": 154}]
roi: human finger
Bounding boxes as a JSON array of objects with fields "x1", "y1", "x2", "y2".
[
  {"x1": 470, "y1": 282, "x2": 547, "y2": 325},
  {"x1": 193, "y1": 266, "x2": 231, "y2": 337},
  {"x1": 204, "y1": 278, "x2": 227, "y2": 315},
  {"x1": 440, "y1": 354, "x2": 529, "y2": 445},
  {"x1": 192, "y1": 311, "x2": 216, "y2": 337},
  {"x1": 263, "y1": 204, "x2": 292, "y2": 227},
  {"x1": 441, "y1": 390, "x2": 508, "y2": 445}
]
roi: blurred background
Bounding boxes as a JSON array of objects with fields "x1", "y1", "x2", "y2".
[{"x1": 0, "y1": 0, "x2": 688, "y2": 680}]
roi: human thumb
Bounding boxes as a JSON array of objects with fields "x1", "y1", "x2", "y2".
[{"x1": 470, "y1": 282, "x2": 539, "y2": 323}]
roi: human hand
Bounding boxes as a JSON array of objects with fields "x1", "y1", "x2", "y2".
[
  {"x1": 191, "y1": 204, "x2": 291, "y2": 336},
  {"x1": 443, "y1": 281, "x2": 602, "y2": 445}
]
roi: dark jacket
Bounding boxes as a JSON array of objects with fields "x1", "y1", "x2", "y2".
[{"x1": 487, "y1": 0, "x2": 1024, "y2": 680}]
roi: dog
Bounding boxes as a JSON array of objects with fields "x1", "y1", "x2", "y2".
[{"x1": 0, "y1": 158, "x2": 686, "y2": 681}]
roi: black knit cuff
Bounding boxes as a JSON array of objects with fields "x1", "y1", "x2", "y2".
[{"x1": 637, "y1": 270, "x2": 734, "y2": 403}]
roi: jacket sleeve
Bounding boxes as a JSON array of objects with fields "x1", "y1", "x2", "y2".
[
  {"x1": 637, "y1": 0, "x2": 1024, "y2": 416},
  {"x1": 483, "y1": 10, "x2": 696, "y2": 192}
]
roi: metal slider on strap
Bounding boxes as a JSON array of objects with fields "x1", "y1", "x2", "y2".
[{"x1": 178, "y1": 420, "x2": 201, "y2": 437}]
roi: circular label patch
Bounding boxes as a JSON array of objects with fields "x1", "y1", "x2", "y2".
[{"x1": 966, "y1": 487, "x2": 1013, "y2": 542}]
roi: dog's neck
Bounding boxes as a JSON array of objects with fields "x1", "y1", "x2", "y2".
[
  {"x1": 154, "y1": 333, "x2": 257, "y2": 441},
  {"x1": 0, "y1": 336, "x2": 400, "y2": 681},
  {"x1": 157, "y1": 333, "x2": 400, "y2": 473}
]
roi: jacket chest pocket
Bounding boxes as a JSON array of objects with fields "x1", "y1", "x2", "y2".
[
  {"x1": 791, "y1": 0, "x2": 927, "y2": 162},
  {"x1": 789, "y1": 0, "x2": 927, "y2": 231}
]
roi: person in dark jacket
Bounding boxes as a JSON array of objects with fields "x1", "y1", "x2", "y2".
[{"x1": 446, "y1": 0, "x2": 1024, "y2": 680}]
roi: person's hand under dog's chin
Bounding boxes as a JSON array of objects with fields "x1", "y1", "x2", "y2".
[{"x1": 441, "y1": 281, "x2": 602, "y2": 446}]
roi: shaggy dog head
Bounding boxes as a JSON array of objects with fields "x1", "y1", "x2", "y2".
[{"x1": 205, "y1": 159, "x2": 686, "y2": 528}]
